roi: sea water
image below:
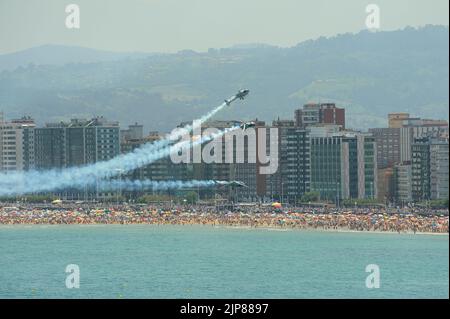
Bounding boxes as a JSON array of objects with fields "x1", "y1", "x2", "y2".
[{"x1": 0, "y1": 225, "x2": 448, "y2": 298}]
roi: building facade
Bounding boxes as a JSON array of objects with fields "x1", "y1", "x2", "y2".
[
  {"x1": 377, "y1": 167, "x2": 394, "y2": 203},
  {"x1": 429, "y1": 142, "x2": 449, "y2": 200},
  {"x1": 369, "y1": 127, "x2": 412, "y2": 169},
  {"x1": 32, "y1": 118, "x2": 120, "y2": 199},
  {"x1": 411, "y1": 137, "x2": 449, "y2": 201},
  {"x1": 309, "y1": 132, "x2": 377, "y2": 203},
  {"x1": 0, "y1": 116, "x2": 36, "y2": 172},
  {"x1": 34, "y1": 117, "x2": 120, "y2": 170},
  {"x1": 370, "y1": 114, "x2": 448, "y2": 170},
  {"x1": 393, "y1": 162, "x2": 413, "y2": 203},
  {"x1": 295, "y1": 103, "x2": 345, "y2": 129},
  {"x1": 263, "y1": 120, "x2": 310, "y2": 204}
]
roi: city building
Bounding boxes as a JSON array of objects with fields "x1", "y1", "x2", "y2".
[
  {"x1": 234, "y1": 121, "x2": 268, "y2": 203},
  {"x1": 309, "y1": 131, "x2": 377, "y2": 203},
  {"x1": 34, "y1": 117, "x2": 120, "y2": 170},
  {"x1": 195, "y1": 120, "x2": 266, "y2": 202},
  {"x1": 320, "y1": 103, "x2": 346, "y2": 128},
  {"x1": 120, "y1": 130, "x2": 192, "y2": 198},
  {"x1": 411, "y1": 137, "x2": 449, "y2": 201},
  {"x1": 370, "y1": 114, "x2": 449, "y2": 188},
  {"x1": 120, "y1": 123, "x2": 144, "y2": 143},
  {"x1": 32, "y1": 117, "x2": 120, "y2": 199},
  {"x1": 411, "y1": 138, "x2": 432, "y2": 201},
  {"x1": 369, "y1": 127, "x2": 412, "y2": 169},
  {"x1": 377, "y1": 167, "x2": 394, "y2": 203},
  {"x1": 0, "y1": 116, "x2": 36, "y2": 172},
  {"x1": 263, "y1": 119, "x2": 310, "y2": 204},
  {"x1": 393, "y1": 162, "x2": 413, "y2": 204},
  {"x1": 5, "y1": 104, "x2": 446, "y2": 205},
  {"x1": 295, "y1": 103, "x2": 345, "y2": 129},
  {"x1": 430, "y1": 142, "x2": 449, "y2": 200}
]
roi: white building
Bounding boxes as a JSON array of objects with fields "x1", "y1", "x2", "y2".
[{"x1": 0, "y1": 116, "x2": 35, "y2": 172}]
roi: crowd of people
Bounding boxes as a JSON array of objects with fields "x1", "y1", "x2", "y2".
[{"x1": 0, "y1": 203, "x2": 448, "y2": 234}]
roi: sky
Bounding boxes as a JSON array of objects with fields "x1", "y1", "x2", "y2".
[{"x1": 0, "y1": 0, "x2": 449, "y2": 54}]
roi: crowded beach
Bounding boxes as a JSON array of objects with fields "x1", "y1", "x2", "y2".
[{"x1": 0, "y1": 203, "x2": 448, "y2": 234}]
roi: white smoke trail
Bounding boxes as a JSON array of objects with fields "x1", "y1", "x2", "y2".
[
  {"x1": 0, "y1": 100, "x2": 229, "y2": 189},
  {"x1": 142, "y1": 101, "x2": 228, "y2": 152},
  {"x1": 95, "y1": 179, "x2": 228, "y2": 192},
  {"x1": 127, "y1": 96, "x2": 234, "y2": 154},
  {"x1": 0, "y1": 124, "x2": 239, "y2": 196}
]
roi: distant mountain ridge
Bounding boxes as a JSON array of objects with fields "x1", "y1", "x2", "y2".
[
  {"x1": 0, "y1": 25, "x2": 448, "y2": 132},
  {"x1": 0, "y1": 44, "x2": 152, "y2": 71}
]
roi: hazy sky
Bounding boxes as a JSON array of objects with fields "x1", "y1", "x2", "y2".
[{"x1": 0, "y1": 0, "x2": 448, "y2": 54}]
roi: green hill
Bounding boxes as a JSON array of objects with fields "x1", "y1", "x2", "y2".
[{"x1": 0, "y1": 25, "x2": 448, "y2": 132}]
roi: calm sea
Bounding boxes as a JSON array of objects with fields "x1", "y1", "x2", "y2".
[{"x1": 0, "y1": 225, "x2": 448, "y2": 298}]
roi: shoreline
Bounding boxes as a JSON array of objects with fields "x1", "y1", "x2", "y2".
[{"x1": 1, "y1": 222, "x2": 448, "y2": 236}]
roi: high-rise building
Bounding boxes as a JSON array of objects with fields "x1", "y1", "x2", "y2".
[
  {"x1": 34, "y1": 117, "x2": 120, "y2": 170},
  {"x1": 295, "y1": 103, "x2": 345, "y2": 129},
  {"x1": 295, "y1": 103, "x2": 320, "y2": 128},
  {"x1": 430, "y1": 142, "x2": 449, "y2": 200},
  {"x1": 119, "y1": 120, "x2": 273, "y2": 202},
  {"x1": 320, "y1": 103, "x2": 346, "y2": 128},
  {"x1": 411, "y1": 138, "x2": 432, "y2": 201},
  {"x1": 120, "y1": 131, "x2": 163, "y2": 181},
  {"x1": 283, "y1": 127, "x2": 310, "y2": 204},
  {"x1": 139, "y1": 118, "x2": 309, "y2": 204},
  {"x1": 192, "y1": 120, "x2": 240, "y2": 201},
  {"x1": 377, "y1": 167, "x2": 394, "y2": 203},
  {"x1": 309, "y1": 132, "x2": 377, "y2": 202},
  {"x1": 369, "y1": 127, "x2": 412, "y2": 169},
  {"x1": 411, "y1": 137, "x2": 449, "y2": 201},
  {"x1": 121, "y1": 130, "x2": 192, "y2": 197},
  {"x1": 359, "y1": 134, "x2": 377, "y2": 199},
  {"x1": 234, "y1": 120, "x2": 268, "y2": 202},
  {"x1": 208, "y1": 120, "x2": 274, "y2": 202},
  {"x1": 33, "y1": 126, "x2": 66, "y2": 170},
  {"x1": 310, "y1": 135, "x2": 348, "y2": 202},
  {"x1": 393, "y1": 162, "x2": 413, "y2": 204},
  {"x1": 0, "y1": 116, "x2": 36, "y2": 172},
  {"x1": 32, "y1": 117, "x2": 120, "y2": 199},
  {"x1": 370, "y1": 115, "x2": 448, "y2": 170},
  {"x1": 120, "y1": 123, "x2": 144, "y2": 143},
  {"x1": 263, "y1": 120, "x2": 310, "y2": 204}
]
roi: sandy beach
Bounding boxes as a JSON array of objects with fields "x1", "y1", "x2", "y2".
[{"x1": 1, "y1": 204, "x2": 448, "y2": 234}]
